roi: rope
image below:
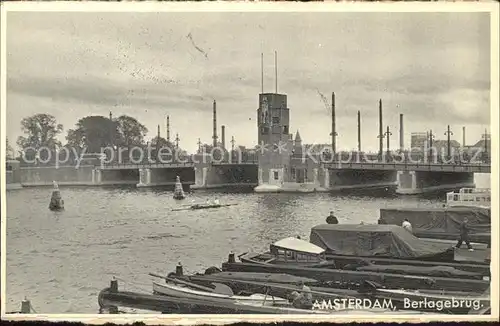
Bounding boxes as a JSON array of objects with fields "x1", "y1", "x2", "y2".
[
  {"x1": 113, "y1": 276, "x2": 151, "y2": 293},
  {"x1": 29, "y1": 302, "x2": 37, "y2": 313}
]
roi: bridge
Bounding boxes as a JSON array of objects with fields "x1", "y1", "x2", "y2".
[
  {"x1": 318, "y1": 160, "x2": 490, "y2": 195},
  {"x1": 322, "y1": 161, "x2": 491, "y2": 173},
  {"x1": 14, "y1": 154, "x2": 490, "y2": 194},
  {"x1": 99, "y1": 160, "x2": 259, "y2": 170},
  {"x1": 10, "y1": 87, "x2": 492, "y2": 194}
]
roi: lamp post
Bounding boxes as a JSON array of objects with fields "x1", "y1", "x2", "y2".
[
  {"x1": 197, "y1": 138, "x2": 202, "y2": 154},
  {"x1": 384, "y1": 126, "x2": 392, "y2": 161},
  {"x1": 444, "y1": 125, "x2": 453, "y2": 161},
  {"x1": 230, "y1": 136, "x2": 236, "y2": 161},
  {"x1": 175, "y1": 133, "x2": 180, "y2": 149},
  {"x1": 428, "y1": 130, "x2": 435, "y2": 162},
  {"x1": 357, "y1": 110, "x2": 361, "y2": 152}
]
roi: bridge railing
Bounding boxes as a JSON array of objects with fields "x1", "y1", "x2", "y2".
[
  {"x1": 309, "y1": 151, "x2": 491, "y2": 165},
  {"x1": 100, "y1": 160, "x2": 196, "y2": 168},
  {"x1": 212, "y1": 160, "x2": 259, "y2": 165},
  {"x1": 322, "y1": 161, "x2": 491, "y2": 173}
]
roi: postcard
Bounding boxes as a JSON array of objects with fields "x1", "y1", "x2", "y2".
[{"x1": 1, "y1": 1, "x2": 498, "y2": 324}]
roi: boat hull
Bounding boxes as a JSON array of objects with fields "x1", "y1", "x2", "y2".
[
  {"x1": 152, "y1": 282, "x2": 289, "y2": 306},
  {"x1": 221, "y1": 261, "x2": 489, "y2": 292},
  {"x1": 239, "y1": 253, "x2": 484, "y2": 280},
  {"x1": 99, "y1": 288, "x2": 329, "y2": 314}
]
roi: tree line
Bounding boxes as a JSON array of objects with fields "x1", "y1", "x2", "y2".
[{"x1": 8, "y1": 113, "x2": 185, "y2": 164}]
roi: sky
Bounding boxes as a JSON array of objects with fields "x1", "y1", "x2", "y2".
[{"x1": 5, "y1": 11, "x2": 491, "y2": 153}]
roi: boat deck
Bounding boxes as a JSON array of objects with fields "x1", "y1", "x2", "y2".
[{"x1": 454, "y1": 247, "x2": 491, "y2": 263}]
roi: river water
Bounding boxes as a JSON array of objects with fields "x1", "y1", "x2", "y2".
[{"x1": 4, "y1": 174, "x2": 490, "y2": 313}]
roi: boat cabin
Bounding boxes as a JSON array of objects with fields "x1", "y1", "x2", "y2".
[
  {"x1": 446, "y1": 188, "x2": 491, "y2": 207},
  {"x1": 269, "y1": 237, "x2": 326, "y2": 263}
]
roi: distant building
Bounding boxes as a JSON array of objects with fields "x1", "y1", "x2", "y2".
[
  {"x1": 432, "y1": 139, "x2": 461, "y2": 155},
  {"x1": 411, "y1": 132, "x2": 462, "y2": 155},
  {"x1": 410, "y1": 132, "x2": 428, "y2": 151},
  {"x1": 302, "y1": 143, "x2": 332, "y2": 155},
  {"x1": 464, "y1": 133, "x2": 491, "y2": 160}
]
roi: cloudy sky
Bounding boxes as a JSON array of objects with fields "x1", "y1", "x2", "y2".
[{"x1": 6, "y1": 11, "x2": 491, "y2": 153}]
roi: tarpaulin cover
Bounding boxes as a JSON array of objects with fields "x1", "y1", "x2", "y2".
[
  {"x1": 309, "y1": 224, "x2": 454, "y2": 259},
  {"x1": 356, "y1": 264, "x2": 483, "y2": 279},
  {"x1": 379, "y1": 207, "x2": 491, "y2": 236}
]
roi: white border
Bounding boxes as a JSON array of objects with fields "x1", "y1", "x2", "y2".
[{"x1": 1, "y1": 1, "x2": 498, "y2": 324}]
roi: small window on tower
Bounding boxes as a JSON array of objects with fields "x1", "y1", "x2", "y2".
[
  {"x1": 283, "y1": 125, "x2": 289, "y2": 134},
  {"x1": 272, "y1": 117, "x2": 280, "y2": 125},
  {"x1": 274, "y1": 171, "x2": 279, "y2": 180},
  {"x1": 261, "y1": 126, "x2": 269, "y2": 134}
]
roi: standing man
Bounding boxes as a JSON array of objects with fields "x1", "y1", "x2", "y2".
[
  {"x1": 456, "y1": 217, "x2": 474, "y2": 251},
  {"x1": 326, "y1": 211, "x2": 339, "y2": 224},
  {"x1": 402, "y1": 218, "x2": 413, "y2": 233}
]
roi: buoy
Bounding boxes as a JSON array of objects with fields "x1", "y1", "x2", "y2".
[
  {"x1": 173, "y1": 176, "x2": 186, "y2": 200},
  {"x1": 20, "y1": 298, "x2": 31, "y2": 314},
  {"x1": 175, "y1": 262, "x2": 183, "y2": 276},
  {"x1": 228, "y1": 252, "x2": 235, "y2": 263},
  {"x1": 49, "y1": 181, "x2": 64, "y2": 211},
  {"x1": 110, "y1": 277, "x2": 118, "y2": 293}
]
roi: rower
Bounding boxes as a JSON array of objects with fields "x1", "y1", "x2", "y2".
[{"x1": 326, "y1": 211, "x2": 338, "y2": 224}]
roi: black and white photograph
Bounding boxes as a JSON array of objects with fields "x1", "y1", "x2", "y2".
[{"x1": 1, "y1": 2, "x2": 498, "y2": 322}]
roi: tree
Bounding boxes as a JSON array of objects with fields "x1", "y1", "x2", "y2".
[
  {"x1": 6, "y1": 137, "x2": 14, "y2": 159},
  {"x1": 150, "y1": 135, "x2": 168, "y2": 149},
  {"x1": 66, "y1": 116, "x2": 119, "y2": 153},
  {"x1": 115, "y1": 115, "x2": 148, "y2": 149},
  {"x1": 16, "y1": 114, "x2": 63, "y2": 151},
  {"x1": 150, "y1": 136, "x2": 169, "y2": 161}
]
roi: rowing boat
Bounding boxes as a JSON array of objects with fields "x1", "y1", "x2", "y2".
[
  {"x1": 99, "y1": 280, "x2": 330, "y2": 314},
  {"x1": 152, "y1": 281, "x2": 290, "y2": 306},
  {"x1": 99, "y1": 279, "x2": 429, "y2": 314},
  {"x1": 171, "y1": 203, "x2": 238, "y2": 212}
]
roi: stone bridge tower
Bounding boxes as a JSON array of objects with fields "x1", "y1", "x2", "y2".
[{"x1": 255, "y1": 93, "x2": 292, "y2": 190}]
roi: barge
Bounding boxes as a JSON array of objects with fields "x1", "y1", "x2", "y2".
[{"x1": 379, "y1": 206, "x2": 491, "y2": 246}]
